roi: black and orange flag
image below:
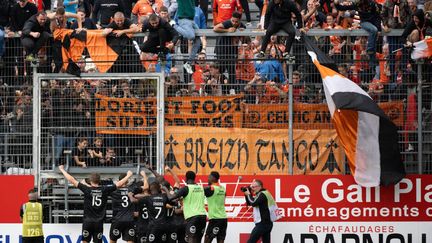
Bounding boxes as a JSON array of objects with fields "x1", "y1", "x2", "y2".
[
  {"x1": 53, "y1": 29, "x2": 86, "y2": 76},
  {"x1": 306, "y1": 41, "x2": 405, "y2": 187},
  {"x1": 54, "y1": 29, "x2": 143, "y2": 75}
]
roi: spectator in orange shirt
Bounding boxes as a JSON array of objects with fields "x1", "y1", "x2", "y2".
[
  {"x1": 280, "y1": 70, "x2": 304, "y2": 103},
  {"x1": 132, "y1": 0, "x2": 155, "y2": 20},
  {"x1": 324, "y1": 14, "x2": 346, "y2": 64},
  {"x1": 376, "y1": 43, "x2": 391, "y2": 85},
  {"x1": 191, "y1": 52, "x2": 209, "y2": 91},
  {"x1": 302, "y1": 0, "x2": 326, "y2": 29},
  {"x1": 236, "y1": 37, "x2": 256, "y2": 94},
  {"x1": 212, "y1": 0, "x2": 243, "y2": 26},
  {"x1": 352, "y1": 36, "x2": 368, "y2": 73},
  {"x1": 132, "y1": 0, "x2": 164, "y2": 21}
]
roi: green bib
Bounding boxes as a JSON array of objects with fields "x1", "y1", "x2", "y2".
[
  {"x1": 22, "y1": 202, "x2": 43, "y2": 237},
  {"x1": 207, "y1": 185, "x2": 227, "y2": 219},
  {"x1": 183, "y1": 184, "x2": 207, "y2": 219},
  {"x1": 262, "y1": 190, "x2": 279, "y2": 222}
]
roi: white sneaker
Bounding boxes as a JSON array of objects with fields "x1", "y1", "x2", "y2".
[
  {"x1": 246, "y1": 22, "x2": 252, "y2": 27},
  {"x1": 169, "y1": 20, "x2": 176, "y2": 27},
  {"x1": 183, "y1": 62, "x2": 193, "y2": 74},
  {"x1": 406, "y1": 144, "x2": 414, "y2": 152}
]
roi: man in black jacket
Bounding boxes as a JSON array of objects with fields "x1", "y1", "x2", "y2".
[
  {"x1": 21, "y1": 11, "x2": 51, "y2": 62},
  {"x1": 243, "y1": 180, "x2": 277, "y2": 243},
  {"x1": 258, "y1": 0, "x2": 304, "y2": 58},
  {"x1": 140, "y1": 14, "x2": 180, "y2": 57},
  {"x1": 9, "y1": 0, "x2": 38, "y2": 34},
  {"x1": 4, "y1": 0, "x2": 37, "y2": 72}
]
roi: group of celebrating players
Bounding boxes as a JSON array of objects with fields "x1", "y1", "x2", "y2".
[{"x1": 59, "y1": 165, "x2": 228, "y2": 243}]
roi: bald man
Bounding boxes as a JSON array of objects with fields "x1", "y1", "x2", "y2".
[{"x1": 102, "y1": 12, "x2": 139, "y2": 37}]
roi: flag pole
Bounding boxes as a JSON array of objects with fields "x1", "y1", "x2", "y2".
[
  {"x1": 417, "y1": 61, "x2": 423, "y2": 174},
  {"x1": 287, "y1": 54, "x2": 295, "y2": 175}
]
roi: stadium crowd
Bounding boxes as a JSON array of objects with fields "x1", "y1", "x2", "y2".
[{"x1": 1, "y1": 0, "x2": 431, "y2": 168}]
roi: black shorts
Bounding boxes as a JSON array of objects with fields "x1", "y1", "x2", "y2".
[
  {"x1": 22, "y1": 236, "x2": 44, "y2": 243},
  {"x1": 82, "y1": 220, "x2": 104, "y2": 243},
  {"x1": 205, "y1": 218, "x2": 228, "y2": 241},
  {"x1": 136, "y1": 231, "x2": 148, "y2": 243},
  {"x1": 136, "y1": 223, "x2": 149, "y2": 243},
  {"x1": 185, "y1": 215, "x2": 206, "y2": 242},
  {"x1": 109, "y1": 220, "x2": 135, "y2": 241},
  {"x1": 147, "y1": 223, "x2": 170, "y2": 243}
]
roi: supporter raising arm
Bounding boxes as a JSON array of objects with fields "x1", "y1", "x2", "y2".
[
  {"x1": 58, "y1": 164, "x2": 133, "y2": 188},
  {"x1": 164, "y1": 165, "x2": 181, "y2": 188},
  {"x1": 58, "y1": 165, "x2": 133, "y2": 243}
]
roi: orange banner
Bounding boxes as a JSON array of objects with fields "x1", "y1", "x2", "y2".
[
  {"x1": 94, "y1": 94, "x2": 404, "y2": 135},
  {"x1": 243, "y1": 101, "x2": 404, "y2": 129},
  {"x1": 94, "y1": 94, "x2": 157, "y2": 135},
  {"x1": 94, "y1": 94, "x2": 244, "y2": 135},
  {"x1": 165, "y1": 126, "x2": 345, "y2": 175},
  {"x1": 165, "y1": 95, "x2": 243, "y2": 128}
]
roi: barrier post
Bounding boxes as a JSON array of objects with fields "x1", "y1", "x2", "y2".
[
  {"x1": 417, "y1": 62, "x2": 423, "y2": 174},
  {"x1": 287, "y1": 56, "x2": 295, "y2": 175},
  {"x1": 32, "y1": 64, "x2": 41, "y2": 190},
  {"x1": 157, "y1": 71, "x2": 165, "y2": 175}
]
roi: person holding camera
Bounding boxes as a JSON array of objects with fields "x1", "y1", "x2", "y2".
[{"x1": 242, "y1": 180, "x2": 278, "y2": 243}]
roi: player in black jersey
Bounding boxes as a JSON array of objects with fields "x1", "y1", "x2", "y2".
[
  {"x1": 134, "y1": 194, "x2": 150, "y2": 243},
  {"x1": 129, "y1": 171, "x2": 150, "y2": 243},
  {"x1": 161, "y1": 167, "x2": 185, "y2": 243},
  {"x1": 109, "y1": 173, "x2": 137, "y2": 243},
  {"x1": 131, "y1": 172, "x2": 175, "y2": 243},
  {"x1": 59, "y1": 165, "x2": 133, "y2": 243}
]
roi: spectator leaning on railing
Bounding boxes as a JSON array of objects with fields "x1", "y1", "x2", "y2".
[
  {"x1": 213, "y1": 11, "x2": 245, "y2": 95},
  {"x1": 101, "y1": 11, "x2": 140, "y2": 37}
]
